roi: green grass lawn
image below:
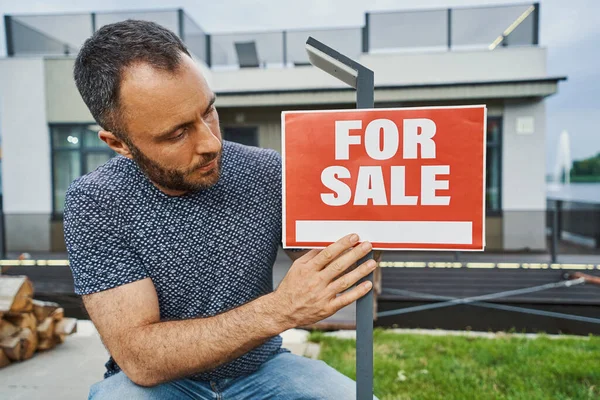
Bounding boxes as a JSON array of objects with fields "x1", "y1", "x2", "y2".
[{"x1": 309, "y1": 329, "x2": 600, "y2": 400}]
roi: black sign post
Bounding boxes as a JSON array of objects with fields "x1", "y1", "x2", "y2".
[{"x1": 305, "y1": 36, "x2": 375, "y2": 400}]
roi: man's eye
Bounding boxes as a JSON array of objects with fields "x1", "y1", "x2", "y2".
[
  {"x1": 205, "y1": 106, "x2": 216, "y2": 119},
  {"x1": 172, "y1": 127, "x2": 188, "y2": 140}
]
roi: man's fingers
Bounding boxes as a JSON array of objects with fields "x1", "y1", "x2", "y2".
[
  {"x1": 330, "y1": 281, "x2": 373, "y2": 311},
  {"x1": 311, "y1": 234, "x2": 359, "y2": 270},
  {"x1": 329, "y1": 259, "x2": 377, "y2": 294},
  {"x1": 321, "y1": 240, "x2": 372, "y2": 281},
  {"x1": 296, "y1": 249, "x2": 320, "y2": 263}
]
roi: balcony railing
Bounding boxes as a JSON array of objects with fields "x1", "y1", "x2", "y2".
[{"x1": 4, "y1": 3, "x2": 539, "y2": 68}]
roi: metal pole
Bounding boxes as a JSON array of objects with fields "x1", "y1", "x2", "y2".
[
  {"x1": 0, "y1": 195, "x2": 5, "y2": 260},
  {"x1": 356, "y1": 68, "x2": 374, "y2": 400},
  {"x1": 282, "y1": 31, "x2": 287, "y2": 67},
  {"x1": 362, "y1": 13, "x2": 370, "y2": 53},
  {"x1": 91, "y1": 13, "x2": 97, "y2": 34},
  {"x1": 304, "y1": 37, "x2": 375, "y2": 399},
  {"x1": 4, "y1": 16, "x2": 14, "y2": 57},
  {"x1": 551, "y1": 200, "x2": 560, "y2": 263},
  {"x1": 447, "y1": 9, "x2": 452, "y2": 50},
  {"x1": 533, "y1": 3, "x2": 540, "y2": 46},
  {"x1": 205, "y1": 34, "x2": 212, "y2": 67},
  {"x1": 177, "y1": 9, "x2": 185, "y2": 42}
]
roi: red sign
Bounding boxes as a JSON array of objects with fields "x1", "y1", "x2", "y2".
[{"x1": 282, "y1": 106, "x2": 487, "y2": 251}]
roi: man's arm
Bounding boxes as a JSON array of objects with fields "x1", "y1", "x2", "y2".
[
  {"x1": 84, "y1": 234, "x2": 375, "y2": 387},
  {"x1": 84, "y1": 278, "x2": 284, "y2": 387}
]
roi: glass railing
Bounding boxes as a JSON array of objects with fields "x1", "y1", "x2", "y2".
[
  {"x1": 4, "y1": 9, "x2": 210, "y2": 65},
  {"x1": 368, "y1": 3, "x2": 537, "y2": 52},
  {"x1": 5, "y1": 3, "x2": 539, "y2": 68},
  {"x1": 7, "y1": 13, "x2": 92, "y2": 56}
]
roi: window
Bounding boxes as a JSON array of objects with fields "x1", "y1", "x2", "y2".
[
  {"x1": 51, "y1": 124, "x2": 116, "y2": 214},
  {"x1": 223, "y1": 127, "x2": 259, "y2": 147},
  {"x1": 486, "y1": 117, "x2": 502, "y2": 213}
]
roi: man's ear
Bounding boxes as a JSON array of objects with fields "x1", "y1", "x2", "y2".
[{"x1": 98, "y1": 130, "x2": 133, "y2": 159}]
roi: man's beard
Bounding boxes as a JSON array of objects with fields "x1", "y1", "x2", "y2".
[{"x1": 127, "y1": 141, "x2": 223, "y2": 193}]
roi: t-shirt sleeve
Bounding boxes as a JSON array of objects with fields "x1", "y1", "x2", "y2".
[{"x1": 63, "y1": 187, "x2": 149, "y2": 296}]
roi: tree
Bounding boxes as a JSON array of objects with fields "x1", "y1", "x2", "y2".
[{"x1": 571, "y1": 153, "x2": 600, "y2": 180}]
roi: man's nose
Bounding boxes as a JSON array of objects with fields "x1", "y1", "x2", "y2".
[{"x1": 193, "y1": 121, "x2": 221, "y2": 154}]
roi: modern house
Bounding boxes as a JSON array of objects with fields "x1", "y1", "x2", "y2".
[{"x1": 0, "y1": 3, "x2": 565, "y2": 252}]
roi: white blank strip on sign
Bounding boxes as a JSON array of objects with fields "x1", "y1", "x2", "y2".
[{"x1": 296, "y1": 221, "x2": 473, "y2": 244}]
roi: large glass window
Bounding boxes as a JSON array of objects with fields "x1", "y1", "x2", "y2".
[
  {"x1": 51, "y1": 124, "x2": 116, "y2": 214},
  {"x1": 486, "y1": 117, "x2": 502, "y2": 213}
]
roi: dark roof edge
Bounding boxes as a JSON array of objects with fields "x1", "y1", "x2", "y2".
[{"x1": 216, "y1": 76, "x2": 567, "y2": 96}]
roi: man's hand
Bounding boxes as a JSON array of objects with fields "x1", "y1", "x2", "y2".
[{"x1": 272, "y1": 234, "x2": 376, "y2": 328}]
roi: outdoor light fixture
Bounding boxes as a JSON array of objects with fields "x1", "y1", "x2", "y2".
[
  {"x1": 305, "y1": 36, "x2": 375, "y2": 400},
  {"x1": 305, "y1": 39, "x2": 359, "y2": 88},
  {"x1": 305, "y1": 37, "x2": 373, "y2": 109}
]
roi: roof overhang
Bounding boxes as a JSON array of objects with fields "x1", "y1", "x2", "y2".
[{"x1": 215, "y1": 77, "x2": 566, "y2": 108}]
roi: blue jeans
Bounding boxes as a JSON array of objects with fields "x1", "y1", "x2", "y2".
[{"x1": 89, "y1": 352, "x2": 378, "y2": 399}]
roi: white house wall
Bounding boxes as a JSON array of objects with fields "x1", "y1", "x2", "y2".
[
  {"x1": 0, "y1": 58, "x2": 52, "y2": 251},
  {"x1": 361, "y1": 46, "x2": 547, "y2": 86},
  {"x1": 45, "y1": 58, "x2": 94, "y2": 123},
  {"x1": 502, "y1": 99, "x2": 547, "y2": 250}
]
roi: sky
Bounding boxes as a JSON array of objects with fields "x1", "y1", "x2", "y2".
[{"x1": 0, "y1": 0, "x2": 598, "y2": 171}]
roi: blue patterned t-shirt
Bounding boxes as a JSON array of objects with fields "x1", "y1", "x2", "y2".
[{"x1": 63, "y1": 141, "x2": 289, "y2": 381}]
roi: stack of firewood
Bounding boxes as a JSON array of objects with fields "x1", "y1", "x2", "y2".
[{"x1": 0, "y1": 276, "x2": 77, "y2": 368}]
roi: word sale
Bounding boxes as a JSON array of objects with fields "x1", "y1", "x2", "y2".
[{"x1": 321, "y1": 118, "x2": 451, "y2": 206}]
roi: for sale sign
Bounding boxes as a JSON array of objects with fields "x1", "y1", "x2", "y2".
[{"x1": 282, "y1": 105, "x2": 487, "y2": 251}]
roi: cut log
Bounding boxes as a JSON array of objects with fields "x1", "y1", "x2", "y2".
[
  {"x1": 5, "y1": 312, "x2": 37, "y2": 332},
  {"x1": 0, "y1": 328, "x2": 38, "y2": 361},
  {"x1": 0, "y1": 320, "x2": 19, "y2": 339},
  {"x1": 32, "y1": 300, "x2": 60, "y2": 323},
  {"x1": 18, "y1": 328, "x2": 37, "y2": 360},
  {"x1": 0, "y1": 276, "x2": 33, "y2": 313},
  {"x1": 37, "y1": 317, "x2": 55, "y2": 340},
  {"x1": 0, "y1": 349, "x2": 10, "y2": 368},
  {"x1": 37, "y1": 337, "x2": 57, "y2": 351},
  {"x1": 54, "y1": 318, "x2": 77, "y2": 344},
  {"x1": 0, "y1": 335, "x2": 21, "y2": 361},
  {"x1": 51, "y1": 307, "x2": 64, "y2": 322}
]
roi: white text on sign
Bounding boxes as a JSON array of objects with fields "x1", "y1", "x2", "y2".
[{"x1": 320, "y1": 118, "x2": 451, "y2": 207}]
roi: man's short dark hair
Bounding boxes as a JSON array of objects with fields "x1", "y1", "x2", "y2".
[{"x1": 74, "y1": 19, "x2": 191, "y2": 138}]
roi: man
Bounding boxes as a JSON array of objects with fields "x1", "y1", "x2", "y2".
[{"x1": 65, "y1": 19, "x2": 378, "y2": 399}]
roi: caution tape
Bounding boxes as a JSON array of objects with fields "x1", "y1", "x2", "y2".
[
  {"x1": 0, "y1": 260, "x2": 598, "y2": 270},
  {"x1": 379, "y1": 261, "x2": 599, "y2": 270},
  {"x1": 0, "y1": 259, "x2": 70, "y2": 267}
]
